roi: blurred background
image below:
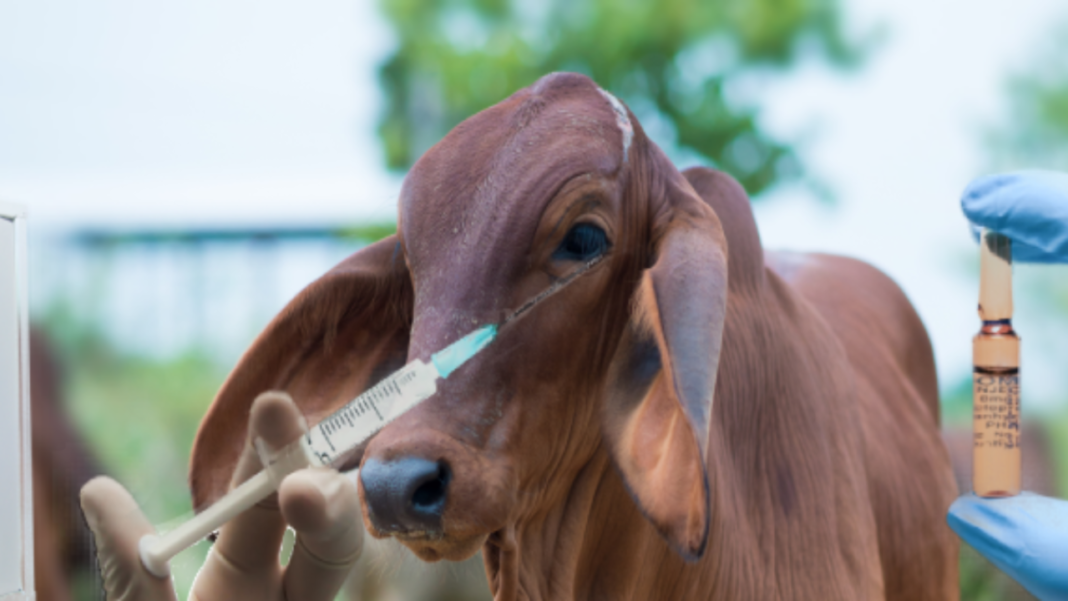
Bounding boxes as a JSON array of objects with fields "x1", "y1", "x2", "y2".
[{"x1": 2, "y1": 0, "x2": 1067, "y2": 599}]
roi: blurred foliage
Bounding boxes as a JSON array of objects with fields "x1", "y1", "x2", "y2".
[
  {"x1": 70, "y1": 354, "x2": 219, "y2": 599},
  {"x1": 941, "y1": 374, "x2": 973, "y2": 425},
  {"x1": 988, "y1": 20, "x2": 1068, "y2": 171},
  {"x1": 67, "y1": 351, "x2": 220, "y2": 522},
  {"x1": 959, "y1": 544, "x2": 1038, "y2": 601},
  {"x1": 41, "y1": 307, "x2": 222, "y2": 599},
  {"x1": 376, "y1": 0, "x2": 867, "y2": 196},
  {"x1": 340, "y1": 221, "x2": 399, "y2": 243}
]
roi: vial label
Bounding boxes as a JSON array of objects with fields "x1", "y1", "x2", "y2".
[{"x1": 972, "y1": 369, "x2": 1020, "y2": 450}]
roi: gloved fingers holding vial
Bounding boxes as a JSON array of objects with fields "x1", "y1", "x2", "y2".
[
  {"x1": 953, "y1": 169, "x2": 1068, "y2": 600},
  {"x1": 948, "y1": 492, "x2": 1068, "y2": 601},
  {"x1": 962, "y1": 170, "x2": 1068, "y2": 263},
  {"x1": 80, "y1": 392, "x2": 364, "y2": 601}
]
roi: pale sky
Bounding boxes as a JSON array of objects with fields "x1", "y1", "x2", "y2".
[
  {"x1": 0, "y1": 0, "x2": 399, "y2": 226},
  {"x1": 1, "y1": 0, "x2": 1066, "y2": 405}
]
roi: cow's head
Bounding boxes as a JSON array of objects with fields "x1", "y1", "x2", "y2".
[{"x1": 191, "y1": 72, "x2": 729, "y2": 567}]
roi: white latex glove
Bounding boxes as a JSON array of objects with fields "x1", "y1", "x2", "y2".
[{"x1": 80, "y1": 391, "x2": 364, "y2": 601}]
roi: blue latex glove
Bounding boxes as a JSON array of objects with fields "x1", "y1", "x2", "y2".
[
  {"x1": 961, "y1": 170, "x2": 1068, "y2": 263},
  {"x1": 948, "y1": 493, "x2": 1068, "y2": 600}
]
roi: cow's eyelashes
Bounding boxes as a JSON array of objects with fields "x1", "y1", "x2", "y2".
[{"x1": 553, "y1": 223, "x2": 610, "y2": 261}]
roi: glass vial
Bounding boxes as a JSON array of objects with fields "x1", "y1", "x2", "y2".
[{"x1": 972, "y1": 230, "x2": 1021, "y2": 497}]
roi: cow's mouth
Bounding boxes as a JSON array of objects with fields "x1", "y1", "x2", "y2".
[
  {"x1": 392, "y1": 529, "x2": 444, "y2": 543},
  {"x1": 392, "y1": 529, "x2": 490, "y2": 562}
]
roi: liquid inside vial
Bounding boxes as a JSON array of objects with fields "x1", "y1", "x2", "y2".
[{"x1": 973, "y1": 322, "x2": 1020, "y2": 497}]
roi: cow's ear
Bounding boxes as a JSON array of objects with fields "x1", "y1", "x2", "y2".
[
  {"x1": 190, "y1": 235, "x2": 412, "y2": 510},
  {"x1": 603, "y1": 177, "x2": 728, "y2": 561}
]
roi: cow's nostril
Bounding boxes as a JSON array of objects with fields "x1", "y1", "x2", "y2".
[
  {"x1": 411, "y1": 462, "x2": 450, "y2": 512},
  {"x1": 361, "y1": 456, "x2": 451, "y2": 534}
]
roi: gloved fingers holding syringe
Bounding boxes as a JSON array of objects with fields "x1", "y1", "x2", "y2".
[
  {"x1": 82, "y1": 251, "x2": 605, "y2": 599},
  {"x1": 190, "y1": 391, "x2": 363, "y2": 601},
  {"x1": 80, "y1": 391, "x2": 364, "y2": 601}
]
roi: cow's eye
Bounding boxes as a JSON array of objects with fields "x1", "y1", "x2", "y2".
[{"x1": 554, "y1": 223, "x2": 609, "y2": 261}]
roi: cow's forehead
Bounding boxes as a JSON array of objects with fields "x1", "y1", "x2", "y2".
[
  {"x1": 395, "y1": 75, "x2": 635, "y2": 349},
  {"x1": 399, "y1": 75, "x2": 633, "y2": 274}
]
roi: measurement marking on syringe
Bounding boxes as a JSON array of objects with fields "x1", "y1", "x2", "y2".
[
  {"x1": 318, "y1": 424, "x2": 338, "y2": 452},
  {"x1": 313, "y1": 368, "x2": 421, "y2": 454},
  {"x1": 370, "y1": 396, "x2": 384, "y2": 420},
  {"x1": 140, "y1": 327, "x2": 506, "y2": 577}
]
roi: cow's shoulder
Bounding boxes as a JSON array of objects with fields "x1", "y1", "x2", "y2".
[{"x1": 766, "y1": 250, "x2": 939, "y2": 421}]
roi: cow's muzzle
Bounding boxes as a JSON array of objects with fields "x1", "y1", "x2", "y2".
[{"x1": 360, "y1": 456, "x2": 451, "y2": 535}]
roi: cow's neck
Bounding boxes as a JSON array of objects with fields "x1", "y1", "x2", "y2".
[
  {"x1": 481, "y1": 280, "x2": 827, "y2": 601},
  {"x1": 482, "y1": 430, "x2": 766, "y2": 601}
]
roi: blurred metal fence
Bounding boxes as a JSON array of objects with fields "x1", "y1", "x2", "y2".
[{"x1": 30, "y1": 226, "x2": 383, "y2": 364}]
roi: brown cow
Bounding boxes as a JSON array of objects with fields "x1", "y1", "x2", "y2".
[{"x1": 191, "y1": 72, "x2": 958, "y2": 600}]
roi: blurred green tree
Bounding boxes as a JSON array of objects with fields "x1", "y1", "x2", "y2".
[
  {"x1": 376, "y1": 0, "x2": 863, "y2": 196},
  {"x1": 988, "y1": 21, "x2": 1068, "y2": 171}
]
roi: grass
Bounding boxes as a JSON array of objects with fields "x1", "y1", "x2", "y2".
[{"x1": 61, "y1": 334, "x2": 224, "y2": 599}]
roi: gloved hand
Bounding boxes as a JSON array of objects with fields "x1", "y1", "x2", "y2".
[
  {"x1": 949, "y1": 493, "x2": 1068, "y2": 600},
  {"x1": 961, "y1": 170, "x2": 1068, "y2": 263},
  {"x1": 80, "y1": 391, "x2": 364, "y2": 601}
]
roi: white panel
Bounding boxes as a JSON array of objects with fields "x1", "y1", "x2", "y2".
[
  {"x1": 0, "y1": 204, "x2": 31, "y2": 598},
  {"x1": 0, "y1": 216, "x2": 21, "y2": 592}
]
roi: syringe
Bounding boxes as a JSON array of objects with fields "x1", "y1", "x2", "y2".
[
  {"x1": 137, "y1": 252, "x2": 607, "y2": 578},
  {"x1": 138, "y1": 324, "x2": 497, "y2": 578}
]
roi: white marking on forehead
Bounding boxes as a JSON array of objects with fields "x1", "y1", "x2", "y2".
[{"x1": 597, "y1": 88, "x2": 633, "y2": 163}]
